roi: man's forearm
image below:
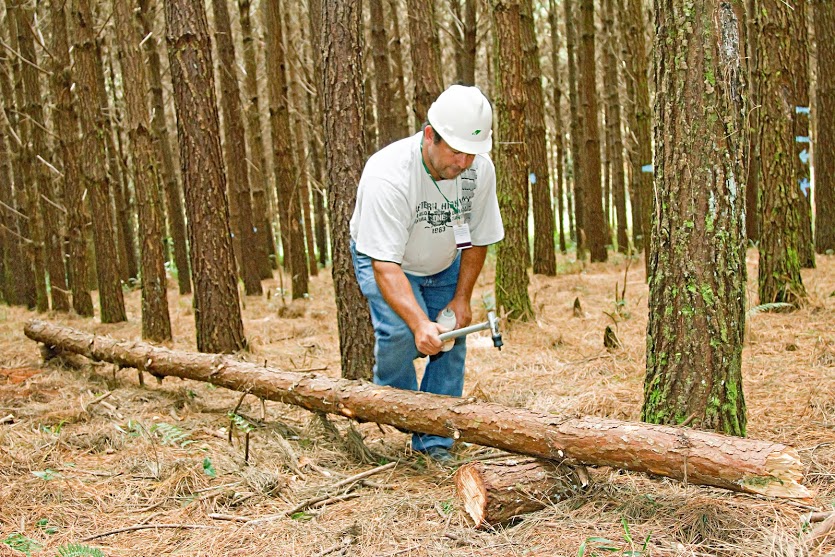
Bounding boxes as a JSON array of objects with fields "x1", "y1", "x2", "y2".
[
  {"x1": 371, "y1": 260, "x2": 428, "y2": 331},
  {"x1": 453, "y1": 246, "x2": 488, "y2": 304}
]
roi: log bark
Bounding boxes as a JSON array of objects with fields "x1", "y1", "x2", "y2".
[
  {"x1": 455, "y1": 458, "x2": 583, "y2": 527},
  {"x1": 23, "y1": 320, "x2": 810, "y2": 500}
]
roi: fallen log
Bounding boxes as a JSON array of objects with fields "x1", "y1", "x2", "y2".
[
  {"x1": 455, "y1": 458, "x2": 584, "y2": 527},
  {"x1": 24, "y1": 320, "x2": 810, "y2": 499}
]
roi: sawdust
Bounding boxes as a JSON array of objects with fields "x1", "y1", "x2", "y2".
[{"x1": 0, "y1": 250, "x2": 833, "y2": 556}]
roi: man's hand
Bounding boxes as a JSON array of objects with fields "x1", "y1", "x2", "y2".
[{"x1": 414, "y1": 319, "x2": 445, "y2": 356}]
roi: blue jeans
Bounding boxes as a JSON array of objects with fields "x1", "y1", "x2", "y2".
[{"x1": 351, "y1": 242, "x2": 466, "y2": 451}]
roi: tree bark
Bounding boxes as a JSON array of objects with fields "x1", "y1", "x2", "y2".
[
  {"x1": 406, "y1": 0, "x2": 444, "y2": 123},
  {"x1": 138, "y1": 0, "x2": 192, "y2": 296},
  {"x1": 755, "y1": 0, "x2": 808, "y2": 305},
  {"x1": 603, "y1": 0, "x2": 628, "y2": 254},
  {"x1": 13, "y1": 2, "x2": 69, "y2": 312},
  {"x1": 455, "y1": 458, "x2": 584, "y2": 527},
  {"x1": 548, "y1": 0, "x2": 567, "y2": 254},
  {"x1": 264, "y1": 0, "x2": 308, "y2": 299},
  {"x1": 314, "y1": 0, "x2": 376, "y2": 380},
  {"x1": 49, "y1": 0, "x2": 93, "y2": 317},
  {"x1": 643, "y1": 1, "x2": 748, "y2": 436},
  {"x1": 578, "y1": 0, "x2": 608, "y2": 263},
  {"x1": 815, "y1": 0, "x2": 835, "y2": 253},
  {"x1": 386, "y1": 0, "x2": 412, "y2": 136},
  {"x1": 743, "y1": 0, "x2": 760, "y2": 243},
  {"x1": 369, "y1": 0, "x2": 398, "y2": 148},
  {"x1": 164, "y1": 0, "x2": 246, "y2": 353},
  {"x1": 564, "y1": 0, "x2": 583, "y2": 253},
  {"x1": 493, "y1": 0, "x2": 534, "y2": 322},
  {"x1": 211, "y1": 0, "x2": 263, "y2": 296},
  {"x1": 23, "y1": 318, "x2": 810, "y2": 500},
  {"x1": 70, "y1": 0, "x2": 127, "y2": 323},
  {"x1": 521, "y1": 0, "x2": 556, "y2": 276},
  {"x1": 112, "y1": 0, "x2": 172, "y2": 342},
  {"x1": 237, "y1": 0, "x2": 276, "y2": 280}
]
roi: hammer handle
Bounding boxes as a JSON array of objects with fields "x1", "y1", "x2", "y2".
[{"x1": 438, "y1": 321, "x2": 490, "y2": 341}]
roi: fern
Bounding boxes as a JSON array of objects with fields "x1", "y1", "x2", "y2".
[
  {"x1": 228, "y1": 412, "x2": 256, "y2": 434},
  {"x1": 150, "y1": 422, "x2": 191, "y2": 446},
  {"x1": 747, "y1": 302, "x2": 795, "y2": 317},
  {"x1": 56, "y1": 543, "x2": 105, "y2": 557}
]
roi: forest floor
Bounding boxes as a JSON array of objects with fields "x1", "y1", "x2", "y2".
[{"x1": 0, "y1": 249, "x2": 833, "y2": 557}]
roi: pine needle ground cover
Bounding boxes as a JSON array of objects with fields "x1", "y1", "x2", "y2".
[{"x1": 1, "y1": 251, "x2": 833, "y2": 557}]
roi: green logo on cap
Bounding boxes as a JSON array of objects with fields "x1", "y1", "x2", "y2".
[{"x1": 472, "y1": 129, "x2": 481, "y2": 136}]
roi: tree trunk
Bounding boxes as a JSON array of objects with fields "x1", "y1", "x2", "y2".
[
  {"x1": 264, "y1": 0, "x2": 309, "y2": 299},
  {"x1": 314, "y1": 0, "x2": 376, "y2": 380},
  {"x1": 564, "y1": 0, "x2": 583, "y2": 254},
  {"x1": 0, "y1": 13, "x2": 33, "y2": 308},
  {"x1": 743, "y1": 0, "x2": 760, "y2": 243},
  {"x1": 164, "y1": 0, "x2": 246, "y2": 353},
  {"x1": 211, "y1": 0, "x2": 263, "y2": 297},
  {"x1": 578, "y1": 0, "x2": 607, "y2": 263},
  {"x1": 455, "y1": 458, "x2": 584, "y2": 527},
  {"x1": 617, "y1": 0, "x2": 641, "y2": 253},
  {"x1": 138, "y1": 0, "x2": 192, "y2": 296},
  {"x1": 815, "y1": 0, "x2": 835, "y2": 253},
  {"x1": 521, "y1": 0, "x2": 556, "y2": 276},
  {"x1": 14, "y1": 2, "x2": 69, "y2": 312},
  {"x1": 70, "y1": 0, "x2": 127, "y2": 324},
  {"x1": 493, "y1": 0, "x2": 534, "y2": 322},
  {"x1": 643, "y1": 1, "x2": 748, "y2": 436},
  {"x1": 237, "y1": 0, "x2": 275, "y2": 280},
  {"x1": 112, "y1": 0, "x2": 172, "y2": 342},
  {"x1": 755, "y1": 0, "x2": 808, "y2": 305},
  {"x1": 603, "y1": 0, "x2": 629, "y2": 254},
  {"x1": 49, "y1": 0, "x2": 94, "y2": 317},
  {"x1": 386, "y1": 0, "x2": 412, "y2": 136},
  {"x1": 462, "y1": 0, "x2": 477, "y2": 86},
  {"x1": 406, "y1": 0, "x2": 444, "y2": 123},
  {"x1": 23, "y1": 318, "x2": 810, "y2": 500},
  {"x1": 548, "y1": 0, "x2": 567, "y2": 254},
  {"x1": 305, "y1": 90, "x2": 329, "y2": 268},
  {"x1": 369, "y1": 0, "x2": 399, "y2": 148}
]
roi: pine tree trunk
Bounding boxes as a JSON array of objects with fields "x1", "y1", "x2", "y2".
[
  {"x1": 314, "y1": 0, "x2": 376, "y2": 380},
  {"x1": 578, "y1": 0, "x2": 607, "y2": 262},
  {"x1": 24, "y1": 318, "x2": 811, "y2": 500},
  {"x1": 521, "y1": 0, "x2": 556, "y2": 276},
  {"x1": 462, "y1": 0, "x2": 477, "y2": 86},
  {"x1": 138, "y1": 0, "x2": 192, "y2": 295},
  {"x1": 0, "y1": 16, "x2": 33, "y2": 308},
  {"x1": 548, "y1": 0, "x2": 567, "y2": 254},
  {"x1": 112, "y1": 0, "x2": 172, "y2": 342},
  {"x1": 406, "y1": 0, "x2": 444, "y2": 123},
  {"x1": 564, "y1": 0, "x2": 584, "y2": 254},
  {"x1": 14, "y1": 3, "x2": 69, "y2": 312},
  {"x1": 237, "y1": 0, "x2": 275, "y2": 280},
  {"x1": 815, "y1": 0, "x2": 835, "y2": 253},
  {"x1": 493, "y1": 0, "x2": 534, "y2": 322},
  {"x1": 48, "y1": 0, "x2": 94, "y2": 317},
  {"x1": 755, "y1": 0, "x2": 808, "y2": 305},
  {"x1": 264, "y1": 0, "x2": 308, "y2": 299},
  {"x1": 643, "y1": 0, "x2": 747, "y2": 436},
  {"x1": 386, "y1": 0, "x2": 412, "y2": 136},
  {"x1": 603, "y1": 0, "x2": 629, "y2": 254},
  {"x1": 212, "y1": 0, "x2": 263, "y2": 296},
  {"x1": 743, "y1": 0, "x2": 760, "y2": 243},
  {"x1": 370, "y1": 0, "x2": 399, "y2": 148},
  {"x1": 70, "y1": 0, "x2": 127, "y2": 324},
  {"x1": 305, "y1": 90, "x2": 329, "y2": 267},
  {"x1": 164, "y1": 0, "x2": 246, "y2": 353}
]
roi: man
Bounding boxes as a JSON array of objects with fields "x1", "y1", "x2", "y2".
[{"x1": 350, "y1": 85, "x2": 504, "y2": 462}]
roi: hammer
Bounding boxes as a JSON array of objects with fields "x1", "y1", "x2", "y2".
[{"x1": 438, "y1": 311, "x2": 503, "y2": 350}]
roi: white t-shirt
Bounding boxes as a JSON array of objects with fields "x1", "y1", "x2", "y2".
[{"x1": 350, "y1": 132, "x2": 504, "y2": 276}]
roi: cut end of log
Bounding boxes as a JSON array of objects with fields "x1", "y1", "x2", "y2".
[
  {"x1": 455, "y1": 463, "x2": 489, "y2": 527},
  {"x1": 739, "y1": 447, "x2": 811, "y2": 499}
]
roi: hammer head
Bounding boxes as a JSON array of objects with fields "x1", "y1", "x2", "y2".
[{"x1": 487, "y1": 311, "x2": 503, "y2": 350}]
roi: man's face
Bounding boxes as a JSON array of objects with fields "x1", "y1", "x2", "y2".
[{"x1": 424, "y1": 128, "x2": 476, "y2": 180}]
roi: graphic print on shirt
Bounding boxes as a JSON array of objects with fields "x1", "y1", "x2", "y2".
[{"x1": 414, "y1": 168, "x2": 478, "y2": 234}]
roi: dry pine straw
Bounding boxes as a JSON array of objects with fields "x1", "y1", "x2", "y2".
[{"x1": 0, "y1": 251, "x2": 833, "y2": 557}]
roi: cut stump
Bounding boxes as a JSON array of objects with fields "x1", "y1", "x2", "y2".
[{"x1": 455, "y1": 458, "x2": 585, "y2": 527}]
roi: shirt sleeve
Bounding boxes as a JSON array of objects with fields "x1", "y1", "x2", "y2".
[
  {"x1": 468, "y1": 158, "x2": 505, "y2": 247},
  {"x1": 353, "y1": 173, "x2": 413, "y2": 264}
]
